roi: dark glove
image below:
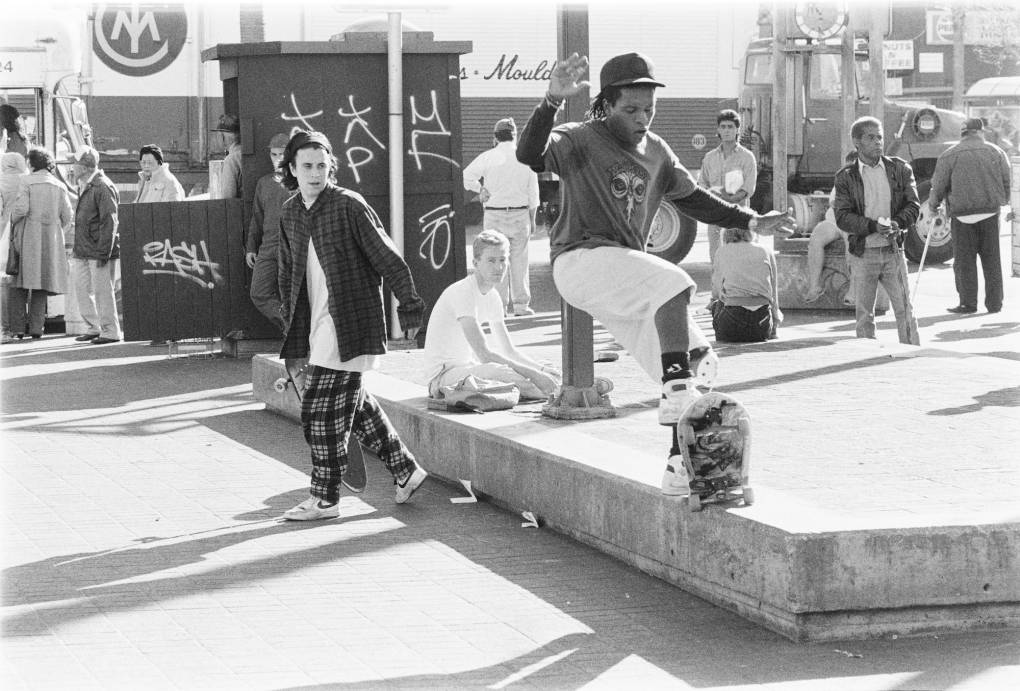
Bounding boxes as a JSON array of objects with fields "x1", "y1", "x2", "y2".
[{"x1": 397, "y1": 296, "x2": 426, "y2": 332}]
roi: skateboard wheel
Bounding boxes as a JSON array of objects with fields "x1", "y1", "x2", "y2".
[
  {"x1": 742, "y1": 486, "x2": 755, "y2": 505},
  {"x1": 688, "y1": 493, "x2": 703, "y2": 512},
  {"x1": 273, "y1": 378, "x2": 288, "y2": 393}
]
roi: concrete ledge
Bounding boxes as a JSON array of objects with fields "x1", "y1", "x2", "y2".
[{"x1": 253, "y1": 355, "x2": 1020, "y2": 642}]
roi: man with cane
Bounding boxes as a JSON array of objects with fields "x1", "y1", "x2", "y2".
[{"x1": 833, "y1": 116, "x2": 920, "y2": 345}]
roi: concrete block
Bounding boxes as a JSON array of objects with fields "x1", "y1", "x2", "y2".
[
  {"x1": 251, "y1": 355, "x2": 1020, "y2": 642},
  {"x1": 776, "y1": 238, "x2": 852, "y2": 310}
]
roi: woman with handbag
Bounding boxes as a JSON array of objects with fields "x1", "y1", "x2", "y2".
[
  {"x1": 1, "y1": 151, "x2": 28, "y2": 343},
  {"x1": 6, "y1": 148, "x2": 72, "y2": 341}
]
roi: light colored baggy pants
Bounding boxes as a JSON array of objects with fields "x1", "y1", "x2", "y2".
[
  {"x1": 482, "y1": 208, "x2": 532, "y2": 312},
  {"x1": 72, "y1": 257, "x2": 122, "y2": 340}
]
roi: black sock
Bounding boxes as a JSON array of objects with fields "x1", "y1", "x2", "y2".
[{"x1": 661, "y1": 351, "x2": 691, "y2": 382}]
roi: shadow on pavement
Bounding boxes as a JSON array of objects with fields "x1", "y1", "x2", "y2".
[{"x1": 927, "y1": 385, "x2": 1020, "y2": 415}]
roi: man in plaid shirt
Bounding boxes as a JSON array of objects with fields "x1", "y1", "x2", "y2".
[{"x1": 277, "y1": 130, "x2": 428, "y2": 520}]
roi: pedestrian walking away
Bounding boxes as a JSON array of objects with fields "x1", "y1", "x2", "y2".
[
  {"x1": 928, "y1": 117, "x2": 1013, "y2": 315},
  {"x1": 832, "y1": 116, "x2": 920, "y2": 345},
  {"x1": 71, "y1": 146, "x2": 122, "y2": 344},
  {"x1": 698, "y1": 109, "x2": 757, "y2": 265},
  {"x1": 6, "y1": 148, "x2": 72, "y2": 341},
  {"x1": 1, "y1": 151, "x2": 28, "y2": 343},
  {"x1": 463, "y1": 117, "x2": 540, "y2": 316},
  {"x1": 276, "y1": 130, "x2": 428, "y2": 521},
  {"x1": 515, "y1": 51, "x2": 793, "y2": 495}
]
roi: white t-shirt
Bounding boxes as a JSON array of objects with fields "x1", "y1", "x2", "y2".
[
  {"x1": 305, "y1": 213, "x2": 378, "y2": 373},
  {"x1": 422, "y1": 274, "x2": 504, "y2": 383}
]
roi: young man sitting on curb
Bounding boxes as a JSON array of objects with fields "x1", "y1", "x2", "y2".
[{"x1": 423, "y1": 230, "x2": 560, "y2": 402}]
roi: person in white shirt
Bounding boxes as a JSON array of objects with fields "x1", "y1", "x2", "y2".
[
  {"x1": 463, "y1": 118, "x2": 540, "y2": 316},
  {"x1": 698, "y1": 109, "x2": 757, "y2": 265},
  {"x1": 424, "y1": 230, "x2": 560, "y2": 401}
]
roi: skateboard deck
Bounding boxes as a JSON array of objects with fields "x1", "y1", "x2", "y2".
[
  {"x1": 676, "y1": 392, "x2": 753, "y2": 512},
  {"x1": 273, "y1": 363, "x2": 368, "y2": 493}
]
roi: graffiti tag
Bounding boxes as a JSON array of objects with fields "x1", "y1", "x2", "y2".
[
  {"x1": 417, "y1": 204, "x2": 454, "y2": 271},
  {"x1": 142, "y1": 239, "x2": 222, "y2": 289}
]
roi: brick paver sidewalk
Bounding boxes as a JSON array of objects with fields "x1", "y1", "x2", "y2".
[{"x1": 1, "y1": 334, "x2": 1018, "y2": 689}]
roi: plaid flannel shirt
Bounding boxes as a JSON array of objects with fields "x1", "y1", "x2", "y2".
[{"x1": 277, "y1": 184, "x2": 424, "y2": 361}]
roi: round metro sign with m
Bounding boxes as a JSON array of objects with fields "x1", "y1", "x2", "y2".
[{"x1": 93, "y1": 4, "x2": 188, "y2": 77}]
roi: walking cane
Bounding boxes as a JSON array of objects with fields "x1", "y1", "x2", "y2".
[{"x1": 911, "y1": 211, "x2": 936, "y2": 304}]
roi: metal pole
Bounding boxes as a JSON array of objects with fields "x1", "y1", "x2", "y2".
[
  {"x1": 541, "y1": 4, "x2": 613, "y2": 419},
  {"x1": 388, "y1": 12, "x2": 405, "y2": 338},
  {"x1": 771, "y1": 2, "x2": 788, "y2": 215},
  {"x1": 952, "y1": 7, "x2": 966, "y2": 113},
  {"x1": 868, "y1": 6, "x2": 885, "y2": 125},
  {"x1": 556, "y1": 4, "x2": 593, "y2": 391},
  {"x1": 840, "y1": 25, "x2": 855, "y2": 165}
]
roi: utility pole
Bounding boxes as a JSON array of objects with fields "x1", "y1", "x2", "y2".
[
  {"x1": 869, "y1": 5, "x2": 886, "y2": 124},
  {"x1": 840, "y1": 24, "x2": 856, "y2": 164},
  {"x1": 542, "y1": 4, "x2": 614, "y2": 420},
  {"x1": 952, "y1": 6, "x2": 966, "y2": 112},
  {"x1": 771, "y1": 3, "x2": 789, "y2": 216}
]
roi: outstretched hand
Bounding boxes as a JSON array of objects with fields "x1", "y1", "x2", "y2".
[
  {"x1": 756, "y1": 207, "x2": 797, "y2": 236},
  {"x1": 549, "y1": 53, "x2": 591, "y2": 101}
]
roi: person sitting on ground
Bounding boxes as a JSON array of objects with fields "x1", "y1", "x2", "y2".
[
  {"x1": 710, "y1": 226, "x2": 782, "y2": 343},
  {"x1": 423, "y1": 229, "x2": 560, "y2": 401}
]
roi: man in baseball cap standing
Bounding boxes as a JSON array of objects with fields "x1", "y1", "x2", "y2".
[
  {"x1": 211, "y1": 114, "x2": 242, "y2": 199},
  {"x1": 929, "y1": 117, "x2": 1013, "y2": 314},
  {"x1": 516, "y1": 52, "x2": 794, "y2": 496}
]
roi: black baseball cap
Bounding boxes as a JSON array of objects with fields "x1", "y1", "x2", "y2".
[
  {"x1": 599, "y1": 52, "x2": 665, "y2": 91},
  {"x1": 961, "y1": 117, "x2": 985, "y2": 135}
]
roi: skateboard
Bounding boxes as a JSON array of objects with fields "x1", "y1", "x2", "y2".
[
  {"x1": 672, "y1": 392, "x2": 753, "y2": 512},
  {"x1": 273, "y1": 362, "x2": 368, "y2": 493}
]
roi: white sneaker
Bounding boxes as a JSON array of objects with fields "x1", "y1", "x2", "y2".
[
  {"x1": 658, "y1": 377, "x2": 701, "y2": 426},
  {"x1": 661, "y1": 454, "x2": 690, "y2": 496},
  {"x1": 395, "y1": 466, "x2": 428, "y2": 504},
  {"x1": 282, "y1": 496, "x2": 340, "y2": 521}
]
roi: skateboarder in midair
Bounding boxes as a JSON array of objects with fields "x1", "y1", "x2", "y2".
[
  {"x1": 515, "y1": 52, "x2": 794, "y2": 494},
  {"x1": 276, "y1": 130, "x2": 428, "y2": 520}
]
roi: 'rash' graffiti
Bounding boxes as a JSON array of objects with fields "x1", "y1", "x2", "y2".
[{"x1": 142, "y1": 239, "x2": 223, "y2": 289}]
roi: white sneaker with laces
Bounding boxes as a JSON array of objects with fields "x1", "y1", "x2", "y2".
[
  {"x1": 282, "y1": 496, "x2": 340, "y2": 521},
  {"x1": 661, "y1": 454, "x2": 690, "y2": 496},
  {"x1": 395, "y1": 466, "x2": 428, "y2": 504},
  {"x1": 658, "y1": 376, "x2": 701, "y2": 426}
]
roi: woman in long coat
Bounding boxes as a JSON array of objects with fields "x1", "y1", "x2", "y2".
[
  {"x1": 1, "y1": 152, "x2": 29, "y2": 342},
  {"x1": 7, "y1": 148, "x2": 72, "y2": 339}
]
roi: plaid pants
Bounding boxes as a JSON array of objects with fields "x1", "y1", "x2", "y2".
[{"x1": 301, "y1": 366, "x2": 417, "y2": 503}]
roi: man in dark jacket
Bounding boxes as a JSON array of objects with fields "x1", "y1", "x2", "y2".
[
  {"x1": 276, "y1": 130, "x2": 428, "y2": 520},
  {"x1": 929, "y1": 117, "x2": 1012, "y2": 314},
  {"x1": 833, "y1": 116, "x2": 920, "y2": 345},
  {"x1": 71, "y1": 147, "x2": 121, "y2": 344}
]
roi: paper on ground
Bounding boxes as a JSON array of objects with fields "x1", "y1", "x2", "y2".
[{"x1": 450, "y1": 479, "x2": 477, "y2": 503}]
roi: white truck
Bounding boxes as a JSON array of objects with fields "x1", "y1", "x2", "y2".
[{"x1": 2, "y1": 12, "x2": 95, "y2": 334}]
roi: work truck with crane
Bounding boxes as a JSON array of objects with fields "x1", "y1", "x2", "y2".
[{"x1": 738, "y1": 35, "x2": 966, "y2": 265}]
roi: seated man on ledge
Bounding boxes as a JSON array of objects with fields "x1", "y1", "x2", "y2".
[{"x1": 423, "y1": 230, "x2": 560, "y2": 401}]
